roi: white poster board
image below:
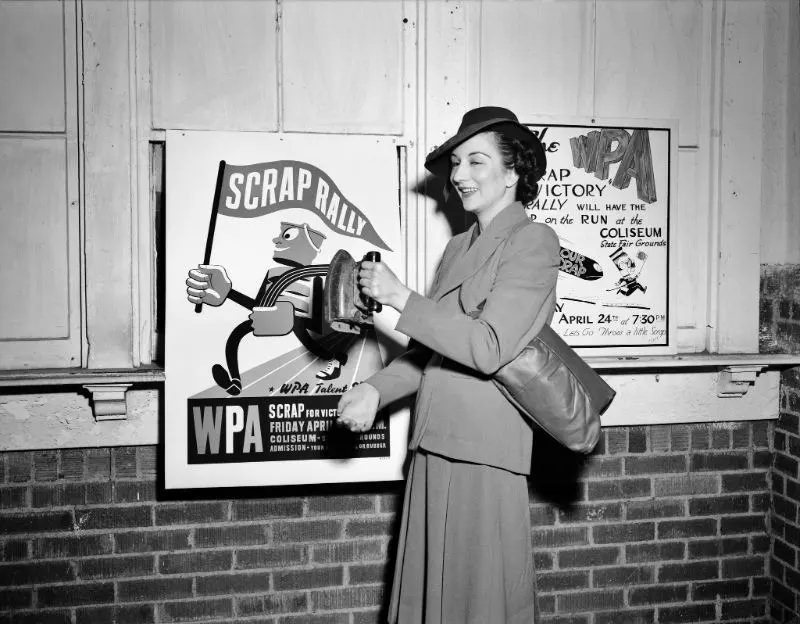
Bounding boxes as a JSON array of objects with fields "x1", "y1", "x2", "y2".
[
  {"x1": 525, "y1": 119, "x2": 677, "y2": 355},
  {"x1": 164, "y1": 131, "x2": 408, "y2": 489}
]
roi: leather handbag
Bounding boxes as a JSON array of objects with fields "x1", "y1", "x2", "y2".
[{"x1": 493, "y1": 324, "x2": 615, "y2": 453}]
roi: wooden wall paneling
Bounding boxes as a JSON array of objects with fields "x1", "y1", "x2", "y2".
[
  {"x1": 422, "y1": 0, "x2": 477, "y2": 292},
  {"x1": 0, "y1": 0, "x2": 65, "y2": 132},
  {"x1": 385, "y1": 0, "x2": 425, "y2": 296},
  {"x1": 787, "y1": 1, "x2": 800, "y2": 265},
  {"x1": 424, "y1": 1, "x2": 477, "y2": 156},
  {"x1": 595, "y1": 0, "x2": 708, "y2": 352},
  {"x1": 0, "y1": 137, "x2": 70, "y2": 340},
  {"x1": 398, "y1": 0, "x2": 421, "y2": 293},
  {"x1": 714, "y1": 0, "x2": 765, "y2": 353},
  {"x1": 695, "y1": 0, "x2": 722, "y2": 353},
  {"x1": 281, "y1": 0, "x2": 404, "y2": 134},
  {"x1": 82, "y1": 0, "x2": 136, "y2": 368},
  {"x1": 0, "y1": 0, "x2": 81, "y2": 370},
  {"x1": 760, "y1": 0, "x2": 800, "y2": 265},
  {"x1": 150, "y1": 0, "x2": 278, "y2": 131},
  {"x1": 787, "y1": 0, "x2": 800, "y2": 265},
  {"x1": 479, "y1": 0, "x2": 595, "y2": 119},
  {"x1": 134, "y1": 0, "x2": 154, "y2": 364},
  {"x1": 674, "y1": 148, "x2": 708, "y2": 351},
  {"x1": 595, "y1": 0, "x2": 703, "y2": 146}
]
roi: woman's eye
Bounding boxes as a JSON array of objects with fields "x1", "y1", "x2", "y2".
[{"x1": 282, "y1": 228, "x2": 300, "y2": 240}]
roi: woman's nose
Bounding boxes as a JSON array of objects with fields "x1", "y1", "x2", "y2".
[{"x1": 450, "y1": 161, "x2": 466, "y2": 182}]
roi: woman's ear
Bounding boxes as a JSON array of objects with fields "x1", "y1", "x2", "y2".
[{"x1": 505, "y1": 168, "x2": 520, "y2": 189}]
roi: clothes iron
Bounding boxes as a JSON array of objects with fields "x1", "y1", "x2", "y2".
[{"x1": 324, "y1": 250, "x2": 382, "y2": 334}]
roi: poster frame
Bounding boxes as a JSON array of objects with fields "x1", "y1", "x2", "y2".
[
  {"x1": 163, "y1": 130, "x2": 411, "y2": 491},
  {"x1": 523, "y1": 115, "x2": 679, "y2": 357}
]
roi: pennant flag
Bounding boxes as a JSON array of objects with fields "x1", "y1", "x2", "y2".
[{"x1": 215, "y1": 160, "x2": 392, "y2": 251}]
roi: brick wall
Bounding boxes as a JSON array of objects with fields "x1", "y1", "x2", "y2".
[
  {"x1": 760, "y1": 265, "x2": 800, "y2": 355},
  {"x1": 529, "y1": 424, "x2": 773, "y2": 623},
  {"x1": 771, "y1": 369, "x2": 800, "y2": 623},
  {"x1": 761, "y1": 264, "x2": 800, "y2": 623},
  {"x1": 0, "y1": 421, "x2": 775, "y2": 624}
]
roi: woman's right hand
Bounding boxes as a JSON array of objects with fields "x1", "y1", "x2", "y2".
[
  {"x1": 358, "y1": 261, "x2": 411, "y2": 312},
  {"x1": 337, "y1": 383, "x2": 380, "y2": 433}
]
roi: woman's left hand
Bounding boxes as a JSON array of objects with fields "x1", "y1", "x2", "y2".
[
  {"x1": 358, "y1": 261, "x2": 412, "y2": 312},
  {"x1": 337, "y1": 382, "x2": 380, "y2": 432}
]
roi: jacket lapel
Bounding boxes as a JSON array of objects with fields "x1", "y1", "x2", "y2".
[
  {"x1": 429, "y1": 228, "x2": 471, "y2": 300},
  {"x1": 431, "y1": 202, "x2": 528, "y2": 300}
]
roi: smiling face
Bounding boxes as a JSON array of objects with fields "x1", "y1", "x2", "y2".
[
  {"x1": 449, "y1": 131, "x2": 519, "y2": 225},
  {"x1": 272, "y1": 222, "x2": 320, "y2": 266}
]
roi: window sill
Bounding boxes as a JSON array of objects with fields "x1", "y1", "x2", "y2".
[
  {"x1": 0, "y1": 366, "x2": 164, "y2": 421},
  {"x1": 0, "y1": 365, "x2": 165, "y2": 388},
  {"x1": 0, "y1": 354, "x2": 797, "y2": 426},
  {"x1": 586, "y1": 352, "x2": 800, "y2": 371},
  {"x1": 585, "y1": 353, "x2": 800, "y2": 427}
]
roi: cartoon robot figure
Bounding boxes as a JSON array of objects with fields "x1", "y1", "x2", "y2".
[
  {"x1": 608, "y1": 247, "x2": 647, "y2": 296},
  {"x1": 186, "y1": 221, "x2": 349, "y2": 395}
]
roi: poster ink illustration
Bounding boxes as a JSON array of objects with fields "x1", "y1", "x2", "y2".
[
  {"x1": 165, "y1": 132, "x2": 407, "y2": 489},
  {"x1": 525, "y1": 121, "x2": 675, "y2": 353}
]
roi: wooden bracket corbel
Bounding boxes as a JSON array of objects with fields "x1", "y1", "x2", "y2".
[
  {"x1": 716, "y1": 365, "x2": 767, "y2": 398},
  {"x1": 82, "y1": 383, "x2": 132, "y2": 421}
]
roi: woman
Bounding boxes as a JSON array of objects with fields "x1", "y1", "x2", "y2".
[{"x1": 337, "y1": 106, "x2": 560, "y2": 623}]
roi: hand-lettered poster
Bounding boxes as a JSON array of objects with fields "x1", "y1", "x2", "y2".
[
  {"x1": 164, "y1": 131, "x2": 408, "y2": 489},
  {"x1": 525, "y1": 120, "x2": 676, "y2": 354}
]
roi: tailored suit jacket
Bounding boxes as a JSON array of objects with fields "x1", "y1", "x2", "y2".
[{"x1": 366, "y1": 202, "x2": 560, "y2": 474}]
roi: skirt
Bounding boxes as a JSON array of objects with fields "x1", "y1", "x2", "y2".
[{"x1": 388, "y1": 450, "x2": 538, "y2": 624}]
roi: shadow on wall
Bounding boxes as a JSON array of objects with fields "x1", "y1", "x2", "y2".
[
  {"x1": 413, "y1": 173, "x2": 476, "y2": 239},
  {"x1": 528, "y1": 429, "x2": 589, "y2": 510}
]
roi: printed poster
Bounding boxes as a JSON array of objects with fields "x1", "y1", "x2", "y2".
[
  {"x1": 164, "y1": 131, "x2": 408, "y2": 489},
  {"x1": 525, "y1": 120, "x2": 676, "y2": 354}
]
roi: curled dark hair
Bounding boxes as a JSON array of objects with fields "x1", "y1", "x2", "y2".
[{"x1": 491, "y1": 131, "x2": 545, "y2": 205}]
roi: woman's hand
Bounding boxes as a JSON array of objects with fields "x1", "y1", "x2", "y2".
[
  {"x1": 337, "y1": 383, "x2": 380, "y2": 433},
  {"x1": 358, "y1": 261, "x2": 412, "y2": 312}
]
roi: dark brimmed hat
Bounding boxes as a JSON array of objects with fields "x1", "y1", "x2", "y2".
[{"x1": 424, "y1": 106, "x2": 547, "y2": 180}]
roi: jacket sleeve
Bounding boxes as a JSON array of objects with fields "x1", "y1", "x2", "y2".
[
  {"x1": 363, "y1": 341, "x2": 432, "y2": 409},
  {"x1": 395, "y1": 223, "x2": 560, "y2": 375},
  {"x1": 362, "y1": 235, "x2": 462, "y2": 408}
]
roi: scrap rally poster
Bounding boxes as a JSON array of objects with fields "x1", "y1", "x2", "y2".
[
  {"x1": 164, "y1": 132, "x2": 408, "y2": 489},
  {"x1": 525, "y1": 120, "x2": 676, "y2": 354}
]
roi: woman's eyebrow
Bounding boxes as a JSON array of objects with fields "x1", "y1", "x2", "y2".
[{"x1": 451, "y1": 151, "x2": 490, "y2": 160}]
